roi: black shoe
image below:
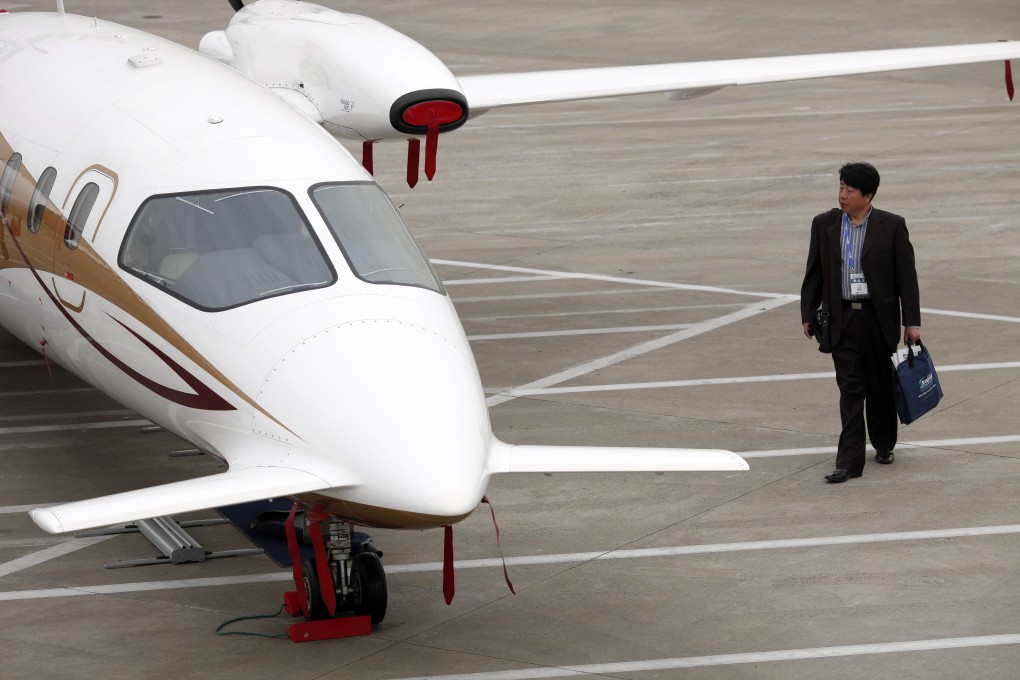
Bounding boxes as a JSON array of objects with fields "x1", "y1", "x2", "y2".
[
  {"x1": 825, "y1": 469, "x2": 862, "y2": 483},
  {"x1": 875, "y1": 451, "x2": 894, "y2": 464}
]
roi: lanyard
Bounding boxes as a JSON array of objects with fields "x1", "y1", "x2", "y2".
[{"x1": 842, "y1": 213, "x2": 859, "y2": 270}]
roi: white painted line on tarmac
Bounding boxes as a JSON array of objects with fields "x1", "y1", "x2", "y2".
[
  {"x1": 0, "y1": 419, "x2": 151, "y2": 435},
  {"x1": 2, "y1": 523, "x2": 1017, "y2": 601},
  {"x1": 390, "y1": 634, "x2": 1020, "y2": 680},
  {"x1": 922, "y1": 307, "x2": 1020, "y2": 324},
  {"x1": 444, "y1": 275, "x2": 568, "y2": 286},
  {"x1": 387, "y1": 524, "x2": 1020, "y2": 573},
  {"x1": 0, "y1": 504, "x2": 56, "y2": 514},
  {"x1": 610, "y1": 172, "x2": 832, "y2": 188},
  {"x1": 495, "y1": 370, "x2": 832, "y2": 396},
  {"x1": 461, "y1": 302, "x2": 747, "y2": 322},
  {"x1": 0, "y1": 573, "x2": 293, "y2": 601},
  {"x1": 0, "y1": 537, "x2": 70, "y2": 548},
  {"x1": 0, "y1": 442, "x2": 59, "y2": 453},
  {"x1": 0, "y1": 536, "x2": 114, "y2": 578},
  {"x1": 487, "y1": 296, "x2": 797, "y2": 407},
  {"x1": 440, "y1": 260, "x2": 1020, "y2": 325},
  {"x1": 435, "y1": 259, "x2": 792, "y2": 300},
  {"x1": 467, "y1": 323, "x2": 691, "y2": 341},
  {"x1": 454, "y1": 287, "x2": 667, "y2": 303},
  {"x1": 0, "y1": 409, "x2": 134, "y2": 423},
  {"x1": 495, "y1": 361, "x2": 1020, "y2": 397},
  {"x1": 0, "y1": 387, "x2": 98, "y2": 398},
  {"x1": 740, "y1": 434, "x2": 1020, "y2": 458}
]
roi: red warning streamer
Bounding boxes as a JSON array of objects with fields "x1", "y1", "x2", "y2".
[
  {"x1": 362, "y1": 141, "x2": 374, "y2": 175},
  {"x1": 424, "y1": 123, "x2": 439, "y2": 181},
  {"x1": 407, "y1": 139, "x2": 420, "y2": 188},
  {"x1": 999, "y1": 41, "x2": 1015, "y2": 101},
  {"x1": 443, "y1": 525, "x2": 455, "y2": 605},
  {"x1": 481, "y1": 496, "x2": 516, "y2": 595}
]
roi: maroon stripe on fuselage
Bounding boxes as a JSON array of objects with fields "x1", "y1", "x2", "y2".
[{"x1": 2, "y1": 217, "x2": 235, "y2": 411}]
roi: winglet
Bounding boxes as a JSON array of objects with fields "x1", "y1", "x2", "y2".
[{"x1": 30, "y1": 465, "x2": 350, "y2": 534}]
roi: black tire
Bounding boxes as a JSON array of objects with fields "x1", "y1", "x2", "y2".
[
  {"x1": 301, "y1": 559, "x2": 329, "y2": 621},
  {"x1": 349, "y1": 552, "x2": 387, "y2": 625}
]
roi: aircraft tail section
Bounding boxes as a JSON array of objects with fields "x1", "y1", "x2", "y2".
[
  {"x1": 488, "y1": 439, "x2": 748, "y2": 474},
  {"x1": 30, "y1": 465, "x2": 352, "y2": 534}
]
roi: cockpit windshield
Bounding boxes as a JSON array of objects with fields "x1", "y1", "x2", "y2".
[
  {"x1": 309, "y1": 182, "x2": 445, "y2": 295},
  {"x1": 120, "y1": 187, "x2": 335, "y2": 311}
]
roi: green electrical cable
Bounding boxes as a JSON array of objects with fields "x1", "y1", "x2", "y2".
[{"x1": 215, "y1": 604, "x2": 290, "y2": 638}]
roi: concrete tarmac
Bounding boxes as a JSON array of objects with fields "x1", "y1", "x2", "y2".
[{"x1": 1, "y1": 1, "x2": 1018, "y2": 678}]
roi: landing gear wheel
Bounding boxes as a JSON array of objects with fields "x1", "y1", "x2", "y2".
[
  {"x1": 350, "y1": 552, "x2": 387, "y2": 624},
  {"x1": 301, "y1": 559, "x2": 329, "y2": 621}
]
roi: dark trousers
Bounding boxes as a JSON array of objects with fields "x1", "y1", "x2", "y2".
[{"x1": 831, "y1": 304, "x2": 897, "y2": 474}]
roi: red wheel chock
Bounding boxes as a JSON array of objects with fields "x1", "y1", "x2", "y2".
[{"x1": 281, "y1": 502, "x2": 372, "y2": 642}]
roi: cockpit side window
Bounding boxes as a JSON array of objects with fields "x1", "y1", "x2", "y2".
[
  {"x1": 119, "y1": 187, "x2": 336, "y2": 311},
  {"x1": 309, "y1": 182, "x2": 445, "y2": 295}
]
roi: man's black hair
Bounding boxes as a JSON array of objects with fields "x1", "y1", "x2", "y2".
[{"x1": 839, "y1": 162, "x2": 880, "y2": 198}]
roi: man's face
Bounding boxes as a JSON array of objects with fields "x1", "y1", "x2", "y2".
[{"x1": 838, "y1": 181, "x2": 872, "y2": 217}]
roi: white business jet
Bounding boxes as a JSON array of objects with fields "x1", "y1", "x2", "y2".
[{"x1": 0, "y1": 1, "x2": 1016, "y2": 624}]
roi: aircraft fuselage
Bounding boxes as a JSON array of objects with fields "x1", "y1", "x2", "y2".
[{"x1": 0, "y1": 11, "x2": 492, "y2": 530}]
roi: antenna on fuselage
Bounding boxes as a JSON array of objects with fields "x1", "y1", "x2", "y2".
[
  {"x1": 228, "y1": 0, "x2": 245, "y2": 11},
  {"x1": 56, "y1": 0, "x2": 65, "y2": 14}
]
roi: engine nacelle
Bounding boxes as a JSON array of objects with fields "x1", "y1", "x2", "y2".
[{"x1": 201, "y1": 0, "x2": 468, "y2": 142}]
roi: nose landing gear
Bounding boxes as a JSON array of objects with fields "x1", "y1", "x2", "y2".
[{"x1": 282, "y1": 502, "x2": 387, "y2": 642}]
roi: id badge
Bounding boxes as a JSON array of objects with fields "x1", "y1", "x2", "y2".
[{"x1": 850, "y1": 273, "x2": 869, "y2": 297}]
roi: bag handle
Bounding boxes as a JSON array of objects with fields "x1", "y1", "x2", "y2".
[{"x1": 904, "y1": 339, "x2": 925, "y2": 369}]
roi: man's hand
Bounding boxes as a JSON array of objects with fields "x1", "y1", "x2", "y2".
[
  {"x1": 803, "y1": 322, "x2": 814, "y2": 339},
  {"x1": 904, "y1": 327, "x2": 922, "y2": 345}
]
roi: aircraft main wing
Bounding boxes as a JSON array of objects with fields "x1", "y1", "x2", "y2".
[
  {"x1": 489, "y1": 440, "x2": 748, "y2": 474},
  {"x1": 459, "y1": 41, "x2": 1020, "y2": 111},
  {"x1": 30, "y1": 465, "x2": 352, "y2": 534}
]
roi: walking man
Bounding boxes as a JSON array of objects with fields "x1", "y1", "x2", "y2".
[{"x1": 801, "y1": 162, "x2": 922, "y2": 482}]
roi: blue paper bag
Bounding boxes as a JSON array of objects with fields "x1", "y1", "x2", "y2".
[{"x1": 892, "y1": 342, "x2": 943, "y2": 425}]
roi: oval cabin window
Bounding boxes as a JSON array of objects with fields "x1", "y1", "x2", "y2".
[
  {"x1": 28, "y1": 167, "x2": 57, "y2": 234},
  {"x1": 0, "y1": 153, "x2": 22, "y2": 217}
]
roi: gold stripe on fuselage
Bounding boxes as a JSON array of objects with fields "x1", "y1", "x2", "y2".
[{"x1": 0, "y1": 137, "x2": 300, "y2": 437}]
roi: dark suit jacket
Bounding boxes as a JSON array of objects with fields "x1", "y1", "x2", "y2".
[{"x1": 800, "y1": 208, "x2": 920, "y2": 352}]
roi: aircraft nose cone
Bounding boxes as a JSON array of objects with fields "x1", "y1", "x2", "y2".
[
  {"x1": 422, "y1": 489, "x2": 478, "y2": 518},
  {"x1": 253, "y1": 317, "x2": 490, "y2": 518}
]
